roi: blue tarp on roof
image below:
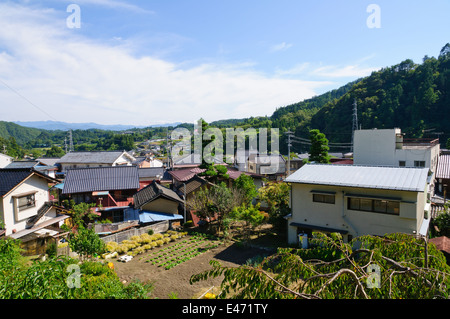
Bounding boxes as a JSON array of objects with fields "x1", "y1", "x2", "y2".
[
  {"x1": 139, "y1": 211, "x2": 183, "y2": 223},
  {"x1": 123, "y1": 208, "x2": 183, "y2": 223}
]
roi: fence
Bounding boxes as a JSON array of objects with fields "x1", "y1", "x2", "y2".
[{"x1": 99, "y1": 221, "x2": 170, "y2": 243}]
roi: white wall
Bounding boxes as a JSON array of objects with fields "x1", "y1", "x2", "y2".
[
  {"x1": 1, "y1": 175, "x2": 50, "y2": 236},
  {"x1": 287, "y1": 183, "x2": 425, "y2": 244},
  {"x1": 354, "y1": 128, "x2": 439, "y2": 172},
  {"x1": 353, "y1": 129, "x2": 399, "y2": 166},
  {"x1": 0, "y1": 154, "x2": 13, "y2": 168}
]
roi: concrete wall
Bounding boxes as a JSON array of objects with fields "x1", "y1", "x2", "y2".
[{"x1": 287, "y1": 182, "x2": 425, "y2": 244}]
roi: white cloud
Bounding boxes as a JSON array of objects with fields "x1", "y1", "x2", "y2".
[
  {"x1": 270, "y1": 42, "x2": 293, "y2": 52},
  {"x1": 0, "y1": 3, "x2": 328, "y2": 126},
  {"x1": 276, "y1": 61, "x2": 380, "y2": 79}
]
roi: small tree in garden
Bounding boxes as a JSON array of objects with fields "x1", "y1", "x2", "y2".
[
  {"x1": 257, "y1": 181, "x2": 290, "y2": 230},
  {"x1": 191, "y1": 232, "x2": 450, "y2": 299},
  {"x1": 230, "y1": 203, "x2": 267, "y2": 241},
  {"x1": 187, "y1": 182, "x2": 245, "y2": 236},
  {"x1": 233, "y1": 173, "x2": 258, "y2": 205},
  {"x1": 68, "y1": 226, "x2": 106, "y2": 261}
]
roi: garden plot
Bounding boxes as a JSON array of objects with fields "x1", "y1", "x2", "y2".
[{"x1": 144, "y1": 233, "x2": 222, "y2": 270}]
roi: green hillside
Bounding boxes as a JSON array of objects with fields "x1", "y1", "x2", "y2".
[
  {"x1": 0, "y1": 121, "x2": 42, "y2": 145},
  {"x1": 309, "y1": 43, "x2": 450, "y2": 144}
]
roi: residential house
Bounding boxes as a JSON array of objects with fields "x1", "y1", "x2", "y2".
[
  {"x1": 435, "y1": 153, "x2": 450, "y2": 200},
  {"x1": 6, "y1": 160, "x2": 58, "y2": 179},
  {"x1": 247, "y1": 154, "x2": 286, "y2": 180},
  {"x1": 61, "y1": 166, "x2": 140, "y2": 208},
  {"x1": 138, "y1": 167, "x2": 172, "y2": 188},
  {"x1": 285, "y1": 164, "x2": 430, "y2": 246},
  {"x1": 234, "y1": 149, "x2": 259, "y2": 172},
  {"x1": 57, "y1": 151, "x2": 136, "y2": 173},
  {"x1": 133, "y1": 155, "x2": 164, "y2": 168},
  {"x1": 0, "y1": 168, "x2": 69, "y2": 254},
  {"x1": 354, "y1": 128, "x2": 440, "y2": 171},
  {"x1": 0, "y1": 153, "x2": 13, "y2": 168},
  {"x1": 129, "y1": 181, "x2": 184, "y2": 225},
  {"x1": 354, "y1": 128, "x2": 440, "y2": 198}
]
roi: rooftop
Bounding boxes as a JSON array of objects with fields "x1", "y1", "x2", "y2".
[
  {"x1": 62, "y1": 166, "x2": 140, "y2": 194},
  {"x1": 436, "y1": 154, "x2": 450, "y2": 180},
  {"x1": 285, "y1": 164, "x2": 429, "y2": 192},
  {"x1": 58, "y1": 151, "x2": 135, "y2": 164}
]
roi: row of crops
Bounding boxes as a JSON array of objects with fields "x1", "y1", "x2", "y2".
[
  {"x1": 105, "y1": 231, "x2": 222, "y2": 270},
  {"x1": 143, "y1": 234, "x2": 222, "y2": 270}
]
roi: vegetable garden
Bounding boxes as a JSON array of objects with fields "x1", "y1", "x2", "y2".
[{"x1": 105, "y1": 230, "x2": 223, "y2": 270}]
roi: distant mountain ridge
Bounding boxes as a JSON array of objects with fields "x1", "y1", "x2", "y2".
[{"x1": 13, "y1": 120, "x2": 181, "y2": 131}]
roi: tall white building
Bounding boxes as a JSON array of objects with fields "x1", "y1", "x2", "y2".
[{"x1": 353, "y1": 128, "x2": 440, "y2": 171}]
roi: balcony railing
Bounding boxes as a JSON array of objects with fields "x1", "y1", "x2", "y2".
[{"x1": 402, "y1": 138, "x2": 439, "y2": 147}]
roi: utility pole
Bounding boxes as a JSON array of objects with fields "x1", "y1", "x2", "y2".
[
  {"x1": 351, "y1": 98, "x2": 358, "y2": 153},
  {"x1": 68, "y1": 130, "x2": 74, "y2": 152},
  {"x1": 286, "y1": 130, "x2": 294, "y2": 176}
]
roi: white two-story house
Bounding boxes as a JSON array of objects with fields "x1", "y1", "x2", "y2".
[
  {"x1": 0, "y1": 168, "x2": 69, "y2": 240},
  {"x1": 285, "y1": 163, "x2": 430, "y2": 246}
]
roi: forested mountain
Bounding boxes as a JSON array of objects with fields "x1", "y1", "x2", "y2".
[
  {"x1": 309, "y1": 43, "x2": 450, "y2": 144},
  {"x1": 235, "y1": 43, "x2": 450, "y2": 153}
]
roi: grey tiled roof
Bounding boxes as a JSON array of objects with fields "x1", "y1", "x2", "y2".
[
  {"x1": 62, "y1": 166, "x2": 140, "y2": 194},
  {"x1": 0, "y1": 168, "x2": 33, "y2": 196},
  {"x1": 134, "y1": 181, "x2": 183, "y2": 209},
  {"x1": 285, "y1": 164, "x2": 429, "y2": 192},
  {"x1": 58, "y1": 151, "x2": 133, "y2": 164}
]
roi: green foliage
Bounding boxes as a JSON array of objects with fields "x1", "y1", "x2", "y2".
[
  {"x1": 45, "y1": 145, "x2": 65, "y2": 157},
  {"x1": 0, "y1": 239, "x2": 153, "y2": 299},
  {"x1": 191, "y1": 232, "x2": 450, "y2": 299},
  {"x1": 69, "y1": 202, "x2": 99, "y2": 227},
  {"x1": 257, "y1": 181, "x2": 290, "y2": 229},
  {"x1": 233, "y1": 173, "x2": 258, "y2": 205},
  {"x1": 308, "y1": 129, "x2": 330, "y2": 163},
  {"x1": 68, "y1": 226, "x2": 106, "y2": 261},
  {"x1": 430, "y1": 206, "x2": 450, "y2": 238}
]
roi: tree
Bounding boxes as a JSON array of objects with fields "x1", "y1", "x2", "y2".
[
  {"x1": 68, "y1": 226, "x2": 106, "y2": 261},
  {"x1": 229, "y1": 203, "x2": 267, "y2": 241},
  {"x1": 191, "y1": 232, "x2": 450, "y2": 299},
  {"x1": 187, "y1": 182, "x2": 245, "y2": 236},
  {"x1": 233, "y1": 173, "x2": 258, "y2": 205},
  {"x1": 45, "y1": 145, "x2": 65, "y2": 157},
  {"x1": 257, "y1": 181, "x2": 290, "y2": 230},
  {"x1": 308, "y1": 129, "x2": 330, "y2": 163},
  {"x1": 430, "y1": 204, "x2": 450, "y2": 238}
]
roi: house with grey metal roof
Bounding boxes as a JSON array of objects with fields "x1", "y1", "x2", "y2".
[
  {"x1": 57, "y1": 151, "x2": 136, "y2": 172},
  {"x1": 62, "y1": 166, "x2": 140, "y2": 208},
  {"x1": 284, "y1": 163, "x2": 431, "y2": 246}
]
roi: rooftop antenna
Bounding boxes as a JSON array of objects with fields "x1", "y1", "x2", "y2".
[{"x1": 351, "y1": 98, "x2": 358, "y2": 152}]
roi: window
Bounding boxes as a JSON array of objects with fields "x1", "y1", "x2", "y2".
[
  {"x1": 348, "y1": 197, "x2": 400, "y2": 215},
  {"x1": 18, "y1": 193, "x2": 36, "y2": 211},
  {"x1": 399, "y1": 161, "x2": 406, "y2": 167},
  {"x1": 313, "y1": 193, "x2": 335, "y2": 204},
  {"x1": 414, "y1": 161, "x2": 425, "y2": 168}
]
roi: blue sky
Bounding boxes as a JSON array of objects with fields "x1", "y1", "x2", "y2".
[{"x1": 0, "y1": 0, "x2": 449, "y2": 126}]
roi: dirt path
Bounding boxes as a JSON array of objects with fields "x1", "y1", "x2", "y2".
[{"x1": 112, "y1": 240, "x2": 270, "y2": 299}]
